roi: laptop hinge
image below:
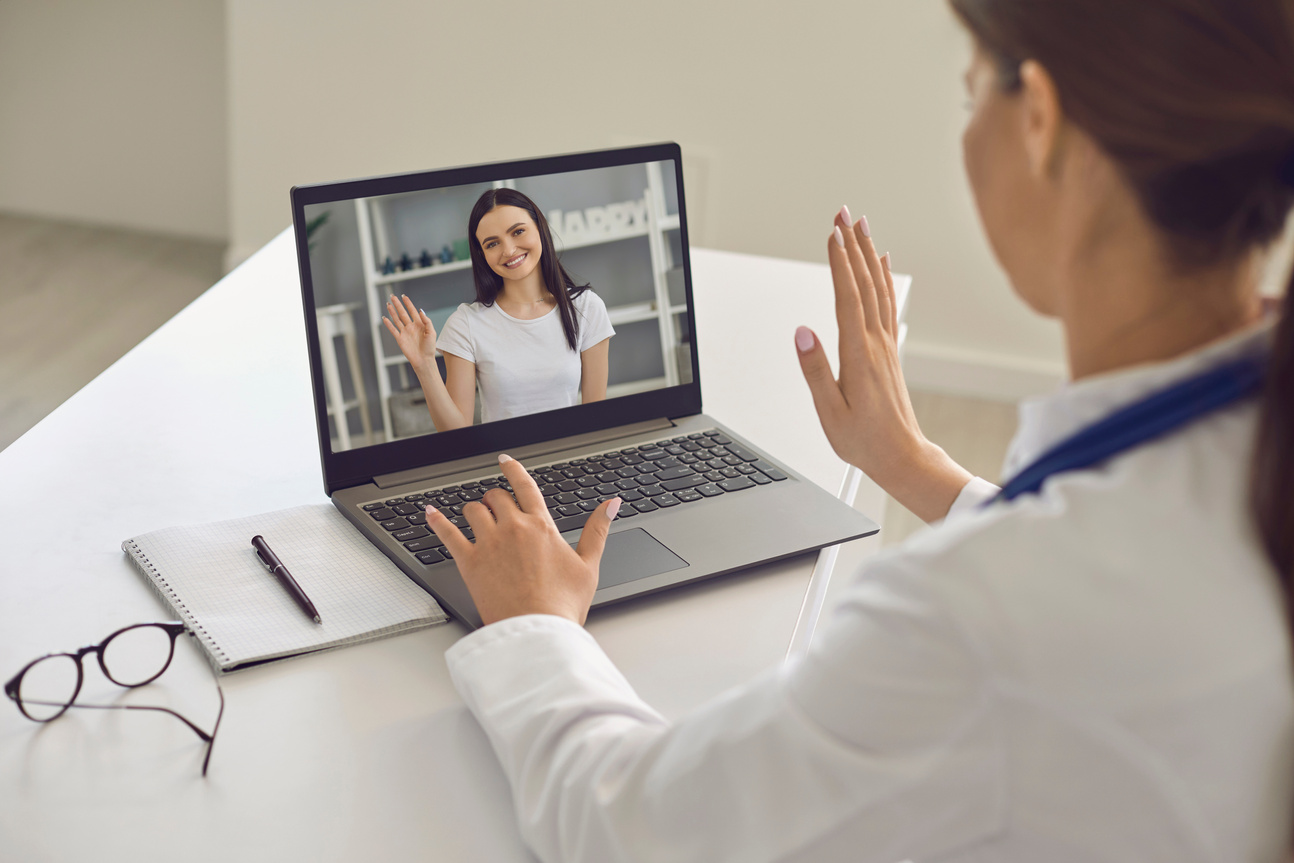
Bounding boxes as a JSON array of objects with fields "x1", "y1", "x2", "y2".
[{"x1": 372, "y1": 417, "x2": 676, "y2": 490}]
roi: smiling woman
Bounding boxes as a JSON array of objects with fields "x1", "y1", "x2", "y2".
[{"x1": 382, "y1": 188, "x2": 615, "y2": 429}]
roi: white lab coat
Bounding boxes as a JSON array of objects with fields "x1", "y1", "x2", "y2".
[{"x1": 445, "y1": 321, "x2": 1294, "y2": 863}]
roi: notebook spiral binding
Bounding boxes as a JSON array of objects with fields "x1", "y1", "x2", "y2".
[{"x1": 121, "y1": 539, "x2": 229, "y2": 668}]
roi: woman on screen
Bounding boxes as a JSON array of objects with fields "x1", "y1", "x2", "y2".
[{"x1": 383, "y1": 188, "x2": 614, "y2": 430}]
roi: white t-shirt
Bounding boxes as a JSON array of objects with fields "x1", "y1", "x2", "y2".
[
  {"x1": 436, "y1": 289, "x2": 614, "y2": 424},
  {"x1": 446, "y1": 320, "x2": 1294, "y2": 863}
]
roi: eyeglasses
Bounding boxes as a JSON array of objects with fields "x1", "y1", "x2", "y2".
[{"x1": 4, "y1": 622, "x2": 224, "y2": 776}]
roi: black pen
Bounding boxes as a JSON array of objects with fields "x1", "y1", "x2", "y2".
[{"x1": 251, "y1": 535, "x2": 322, "y2": 624}]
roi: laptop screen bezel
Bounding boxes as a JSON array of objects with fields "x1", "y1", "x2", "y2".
[{"x1": 290, "y1": 142, "x2": 701, "y2": 495}]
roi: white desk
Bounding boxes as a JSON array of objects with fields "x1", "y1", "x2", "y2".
[{"x1": 0, "y1": 232, "x2": 890, "y2": 862}]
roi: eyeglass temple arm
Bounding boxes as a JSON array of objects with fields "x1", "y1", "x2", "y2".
[{"x1": 19, "y1": 684, "x2": 225, "y2": 744}]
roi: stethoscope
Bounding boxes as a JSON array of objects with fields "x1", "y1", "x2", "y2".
[{"x1": 984, "y1": 351, "x2": 1267, "y2": 507}]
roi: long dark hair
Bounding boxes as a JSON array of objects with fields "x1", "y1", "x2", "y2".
[
  {"x1": 950, "y1": 0, "x2": 1294, "y2": 815},
  {"x1": 467, "y1": 188, "x2": 590, "y2": 352}
]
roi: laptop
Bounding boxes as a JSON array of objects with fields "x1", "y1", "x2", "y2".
[{"x1": 289, "y1": 142, "x2": 878, "y2": 629}]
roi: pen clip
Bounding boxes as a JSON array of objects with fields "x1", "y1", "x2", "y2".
[{"x1": 253, "y1": 545, "x2": 272, "y2": 570}]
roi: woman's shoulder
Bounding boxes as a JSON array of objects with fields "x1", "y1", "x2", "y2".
[{"x1": 570, "y1": 288, "x2": 606, "y2": 311}]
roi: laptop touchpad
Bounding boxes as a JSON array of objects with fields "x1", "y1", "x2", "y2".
[{"x1": 583, "y1": 528, "x2": 688, "y2": 590}]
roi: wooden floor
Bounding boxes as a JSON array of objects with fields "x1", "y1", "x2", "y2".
[
  {"x1": 0, "y1": 212, "x2": 1020, "y2": 540},
  {"x1": 0, "y1": 213, "x2": 225, "y2": 451}
]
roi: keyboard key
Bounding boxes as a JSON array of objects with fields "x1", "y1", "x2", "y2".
[
  {"x1": 596, "y1": 471, "x2": 618, "y2": 483},
  {"x1": 632, "y1": 499, "x2": 659, "y2": 513},
  {"x1": 638, "y1": 484, "x2": 665, "y2": 497},
  {"x1": 440, "y1": 547, "x2": 454, "y2": 560},
  {"x1": 679, "y1": 454, "x2": 700, "y2": 464},
  {"x1": 725, "y1": 445, "x2": 761, "y2": 463},
  {"x1": 622, "y1": 454, "x2": 645, "y2": 465},
  {"x1": 652, "y1": 494, "x2": 682, "y2": 507},
  {"x1": 661, "y1": 475, "x2": 706, "y2": 492},
  {"x1": 615, "y1": 506, "x2": 639, "y2": 518},
  {"x1": 596, "y1": 483, "x2": 619, "y2": 495},
  {"x1": 450, "y1": 515, "x2": 469, "y2": 529},
  {"x1": 676, "y1": 489, "x2": 703, "y2": 502},
  {"x1": 385, "y1": 498, "x2": 403, "y2": 506},
  {"x1": 641, "y1": 449, "x2": 669, "y2": 460},
  {"x1": 392, "y1": 503, "x2": 419, "y2": 516},
  {"x1": 362, "y1": 502, "x2": 385, "y2": 511},
  {"x1": 671, "y1": 436, "x2": 689, "y2": 443},
  {"x1": 416, "y1": 550, "x2": 446, "y2": 565},
  {"x1": 697, "y1": 483, "x2": 725, "y2": 497},
  {"x1": 576, "y1": 488, "x2": 598, "y2": 500},
  {"x1": 407, "y1": 512, "x2": 427, "y2": 525},
  {"x1": 577, "y1": 500, "x2": 600, "y2": 512},
  {"x1": 462, "y1": 481, "x2": 481, "y2": 489},
  {"x1": 615, "y1": 478, "x2": 639, "y2": 491},
  {"x1": 404, "y1": 537, "x2": 443, "y2": 552},
  {"x1": 680, "y1": 441, "x2": 703, "y2": 452},
  {"x1": 577, "y1": 476, "x2": 600, "y2": 488},
  {"x1": 720, "y1": 467, "x2": 741, "y2": 478},
  {"x1": 557, "y1": 504, "x2": 582, "y2": 517},
  {"x1": 763, "y1": 467, "x2": 788, "y2": 481},
  {"x1": 712, "y1": 434, "x2": 732, "y2": 444},
  {"x1": 664, "y1": 445, "x2": 685, "y2": 455},
  {"x1": 556, "y1": 480, "x2": 580, "y2": 492},
  {"x1": 687, "y1": 433, "x2": 705, "y2": 439},
  {"x1": 618, "y1": 489, "x2": 644, "y2": 502},
  {"x1": 750, "y1": 472, "x2": 772, "y2": 485},
  {"x1": 654, "y1": 466, "x2": 695, "y2": 482},
  {"x1": 369, "y1": 508, "x2": 395, "y2": 520},
  {"x1": 718, "y1": 476, "x2": 756, "y2": 492},
  {"x1": 549, "y1": 513, "x2": 589, "y2": 533},
  {"x1": 381, "y1": 518, "x2": 410, "y2": 531},
  {"x1": 459, "y1": 489, "x2": 485, "y2": 501},
  {"x1": 704, "y1": 430, "x2": 721, "y2": 436},
  {"x1": 736, "y1": 464, "x2": 758, "y2": 475},
  {"x1": 555, "y1": 492, "x2": 580, "y2": 505},
  {"x1": 394, "y1": 526, "x2": 431, "y2": 542}
]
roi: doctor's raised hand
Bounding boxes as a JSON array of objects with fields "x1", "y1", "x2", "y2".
[
  {"x1": 795, "y1": 207, "x2": 973, "y2": 523},
  {"x1": 425, "y1": 454, "x2": 620, "y2": 625}
]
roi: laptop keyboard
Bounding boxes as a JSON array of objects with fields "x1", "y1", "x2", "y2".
[{"x1": 360, "y1": 429, "x2": 789, "y2": 567}]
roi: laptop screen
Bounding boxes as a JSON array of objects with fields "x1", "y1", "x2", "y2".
[{"x1": 291, "y1": 143, "x2": 700, "y2": 493}]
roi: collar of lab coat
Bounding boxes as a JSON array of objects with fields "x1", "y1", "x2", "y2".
[{"x1": 1002, "y1": 316, "x2": 1278, "y2": 480}]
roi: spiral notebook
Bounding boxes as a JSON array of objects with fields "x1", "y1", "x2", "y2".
[{"x1": 122, "y1": 504, "x2": 449, "y2": 673}]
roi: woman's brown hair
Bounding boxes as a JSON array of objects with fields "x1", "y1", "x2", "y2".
[{"x1": 948, "y1": 0, "x2": 1294, "y2": 623}]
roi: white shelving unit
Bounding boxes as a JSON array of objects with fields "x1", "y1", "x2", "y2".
[{"x1": 354, "y1": 165, "x2": 687, "y2": 443}]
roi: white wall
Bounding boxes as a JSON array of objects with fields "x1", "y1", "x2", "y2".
[
  {"x1": 0, "y1": 0, "x2": 227, "y2": 241},
  {"x1": 227, "y1": 0, "x2": 1068, "y2": 393}
]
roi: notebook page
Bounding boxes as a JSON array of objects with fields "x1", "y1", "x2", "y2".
[{"x1": 124, "y1": 504, "x2": 447, "y2": 668}]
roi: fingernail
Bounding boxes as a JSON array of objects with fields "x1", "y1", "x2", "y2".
[
  {"x1": 607, "y1": 498, "x2": 622, "y2": 520},
  {"x1": 425, "y1": 505, "x2": 439, "y2": 518},
  {"x1": 795, "y1": 326, "x2": 815, "y2": 352},
  {"x1": 883, "y1": 251, "x2": 891, "y2": 269},
  {"x1": 839, "y1": 204, "x2": 851, "y2": 225},
  {"x1": 832, "y1": 226, "x2": 844, "y2": 248},
  {"x1": 859, "y1": 215, "x2": 871, "y2": 238},
  {"x1": 498, "y1": 453, "x2": 513, "y2": 464}
]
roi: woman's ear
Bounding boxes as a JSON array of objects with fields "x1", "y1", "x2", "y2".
[{"x1": 1018, "y1": 59, "x2": 1065, "y2": 180}]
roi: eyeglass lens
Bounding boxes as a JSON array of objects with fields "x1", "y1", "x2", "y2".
[
  {"x1": 100, "y1": 624, "x2": 175, "y2": 686},
  {"x1": 16, "y1": 654, "x2": 80, "y2": 721}
]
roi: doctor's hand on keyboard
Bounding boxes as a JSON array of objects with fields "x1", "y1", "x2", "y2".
[
  {"x1": 425, "y1": 453, "x2": 619, "y2": 626},
  {"x1": 794, "y1": 206, "x2": 972, "y2": 524}
]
